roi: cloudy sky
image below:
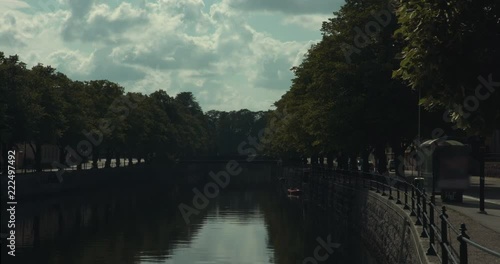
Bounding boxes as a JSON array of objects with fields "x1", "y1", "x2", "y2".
[{"x1": 0, "y1": 0, "x2": 344, "y2": 111}]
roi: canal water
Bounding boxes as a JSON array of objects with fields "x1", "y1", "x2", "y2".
[{"x1": 4, "y1": 183, "x2": 377, "y2": 264}]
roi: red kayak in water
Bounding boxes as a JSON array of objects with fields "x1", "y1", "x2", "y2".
[{"x1": 287, "y1": 188, "x2": 302, "y2": 196}]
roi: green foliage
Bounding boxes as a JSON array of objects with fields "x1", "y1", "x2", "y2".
[
  {"x1": 266, "y1": 0, "x2": 419, "y2": 158},
  {"x1": 394, "y1": 0, "x2": 500, "y2": 134},
  {"x1": 206, "y1": 109, "x2": 270, "y2": 156},
  {"x1": 2, "y1": 0, "x2": 497, "y2": 170},
  {"x1": 264, "y1": 0, "x2": 474, "y2": 162},
  {"x1": 0, "y1": 53, "x2": 215, "y2": 170}
]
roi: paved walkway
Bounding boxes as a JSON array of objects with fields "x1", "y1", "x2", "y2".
[
  {"x1": 397, "y1": 173, "x2": 500, "y2": 232},
  {"x1": 437, "y1": 176, "x2": 500, "y2": 263},
  {"x1": 446, "y1": 176, "x2": 500, "y2": 233},
  {"x1": 397, "y1": 173, "x2": 500, "y2": 263}
]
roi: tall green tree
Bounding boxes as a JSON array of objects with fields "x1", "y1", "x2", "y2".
[{"x1": 395, "y1": 0, "x2": 500, "y2": 134}]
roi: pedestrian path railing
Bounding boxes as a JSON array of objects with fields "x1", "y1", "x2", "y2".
[{"x1": 298, "y1": 166, "x2": 500, "y2": 264}]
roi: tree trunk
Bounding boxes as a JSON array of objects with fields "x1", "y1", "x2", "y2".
[
  {"x1": 374, "y1": 144, "x2": 387, "y2": 174},
  {"x1": 338, "y1": 151, "x2": 348, "y2": 170},
  {"x1": 326, "y1": 152, "x2": 334, "y2": 169},
  {"x1": 392, "y1": 142, "x2": 404, "y2": 177},
  {"x1": 361, "y1": 148, "x2": 370, "y2": 172},
  {"x1": 104, "y1": 149, "x2": 112, "y2": 168},
  {"x1": 33, "y1": 142, "x2": 42, "y2": 172},
  {"x1": 349, "y1": 153, "x2": 358, "y2": 171},
  {"x1": 311, "y1": 153, "x2": 318, "y2": 165},
  {"x1": 115, "y1": 152, "x2": 121, "y2": 167},
  {"x1": 92, "y1": 148, "x2": 99, "y2": 169},
  {"x1": 59, "y1": 145, "x2": 66, "y2": 164}
]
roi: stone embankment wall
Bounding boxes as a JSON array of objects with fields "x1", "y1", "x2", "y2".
[{"x1": 281, "y1": 167, "x2": 428, "y2": 264}]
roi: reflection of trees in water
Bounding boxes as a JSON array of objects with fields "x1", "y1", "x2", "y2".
[
  {"x1": 257, "y1": 186, "x2": 377, "y2": 264},
  {"x1": 258, "y1": 190, "x2": 307, "y2": 264},
  {"x1": 14, "y1": 186, "x2": 201, "y2": 264},
  {"x1": 12, "y1": 186, "x2": 375, "y2": 264},
  {"x1": 15, "y1": 187, "x2": 282, "y2": 263}
]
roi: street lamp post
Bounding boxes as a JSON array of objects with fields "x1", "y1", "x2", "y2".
[
  {"x1": 417, "y1": 86, "x2": 421, "y2": 180},
  {"x1": 479, "y1": 145, "x2": 486, "y2": 214}
]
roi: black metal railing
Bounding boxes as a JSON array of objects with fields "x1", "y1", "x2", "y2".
[{"x1": 284, "y1": 165, "x2": 500, "y2": 264}]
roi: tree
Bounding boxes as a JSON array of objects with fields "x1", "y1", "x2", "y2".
[
  {"x1": 395, "y1": 0, "x2": 500, "y2": 134},
  {"x1": 0, "y1": 53, "x2": 33, "y2": 173},
  {"x1": 56, "y1": 78, "x2": 93, "y2": 168},
  {"x1": 265, "y1": 0, "x2": 419, "y2": 173},
  {"x1": 85, "y1": 80, "x2": 125, "y2": 168},
  {"x1": 25, "y1": 64, "x2": 66, "y2": 171},
  {"x1": 123, "y1": 92, "x2": 150, "y2": 165}
]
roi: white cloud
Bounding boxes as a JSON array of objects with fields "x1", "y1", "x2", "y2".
[
  {"x1": 62, "y1": 2, "x2": 149, "y2": 43},
  {"x1": 224, "y1": 0, "x2": 343, "y2": 14},
  {"x1": 0, "y1": 0, "x2": 336, "y2": 111},
  {"x1": 47, "y1": 49, "x2": 94, "y2": 75},
  {"x1": 282, "y1": 14, "x2": 331, "y2": 31},
  {"x1": 0, "y1": 0, "x2": 30, "y2": 11}
]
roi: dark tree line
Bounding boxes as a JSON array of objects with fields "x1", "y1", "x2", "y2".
[
  {"x1": 0, "y1": 52, "x2": 269, "y2": 173},
  {"x1": 2, "y1": 1, "x2": 498, "y2": 174},
  {"x1": 264, "y1": 0, "x2": 499, "y2": 174},
  {"x1": 206, "y1": 109, "x2": 270, "y2": 156}
]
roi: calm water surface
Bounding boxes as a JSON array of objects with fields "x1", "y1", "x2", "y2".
[{"x1": 4, "y1": 183, "x2": 376, "y2": 264}]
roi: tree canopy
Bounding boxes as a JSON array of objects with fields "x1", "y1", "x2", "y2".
[
  {"x1": 394, "y1": 0, "x2": 500, "y2": 134},
  {"x1": 2, "y1": 0, "x2": 498, "y2": 174},
  {"x1": 0, "y1": 52, "x2": 266, "y2": 172},
  {"x1": 263, "y1": 0, "x2": 488, "y2": 172}
]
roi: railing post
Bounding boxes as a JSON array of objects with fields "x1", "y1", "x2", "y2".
[
  {"x1": 421, "y1": 189, "x2": 428, "y2": 237},
  {"x1": 381, "y1": 176, "x2": 387, "y2": 196},
  {"x1": 369, "y1": 173, "x2": 373, "y2": 190},
  {"x1": 427, "y1": 194, "x2": 436, "y2": 255},
  {"x1": 415, "y1": 188, "x2": 422, "y2": 225},
  {"x1": 458, "y1": 223, "x2": 469, "y2": 264},
  {"x1": 410, "y1": 185, "x2": 416, "y2": 216},
  {"x1": 441, "y1": 206, "x2": 449, "y2": 264},
  {"x1": 396, "y1": 183, "x2": 402, "y2": 204},
  {"x1": 365, "y1": 173, "x2": 369, "y2": 189},
  {"x1": 404, "y1": 183, "x2": 410, "y2": 210}
]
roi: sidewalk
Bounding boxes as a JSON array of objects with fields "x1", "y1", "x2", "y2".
[
  {"x1": 444, "y1": 196, "x2": 500, "y2": 233},
  {"x1": 447, "y1": 176, "x2": 500, "y2": 233},
  {"x1": 437, "y1": 176, "x2": 500, "y2": 264},
  {"x1": 396, "y1": 173, "x2": 500, "y2": 263},
  {"x1": 397, "y1": 174, "x2": 500, "y2": 232}
]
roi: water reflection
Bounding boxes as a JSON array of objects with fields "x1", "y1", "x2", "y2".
[{"x1": 4, "y1": 185, "x2": 376, "y2": 264}]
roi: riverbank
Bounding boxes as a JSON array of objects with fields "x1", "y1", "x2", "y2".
[{"x1": 0, "y1": 165, "x2": 177, "y2": 201}]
